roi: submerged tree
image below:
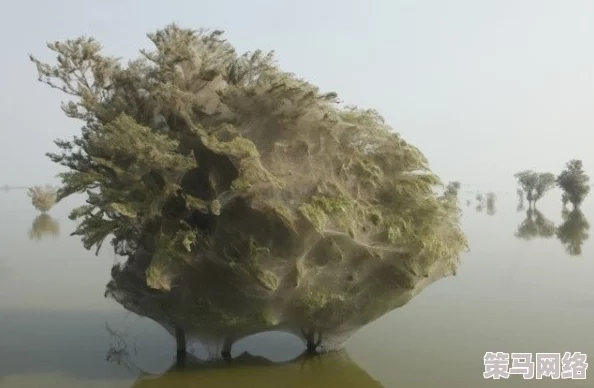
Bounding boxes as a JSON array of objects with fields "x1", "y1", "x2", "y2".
[
  {"x1": 27, "y1": 185, "x2": 57, "y2": 213},
  {"x1": 105, "y1": 323, "x2": 383, "y2": 388},
  {"x1": 515, "y1": 209, "x2": 555, "y2": 240},
  {"x1": 31, "y1": 25, "x2": 467, "y2": 355},
  {"x1": 486, "y1": 192, "x2": 497, "y2": 216},
  {"x1": 556, "y1": 208, "x2": 590, "y2": 256},
  {"x1": 514, "y1": 171, "x2": 555, "y2": 209},
  {"x1": 556, "y1": 160, "x2": 590, "y2": 209}
]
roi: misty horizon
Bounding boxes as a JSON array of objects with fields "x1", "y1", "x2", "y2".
[{"x1": 2, "y1": 0, "x2": 594, "y2": 188}]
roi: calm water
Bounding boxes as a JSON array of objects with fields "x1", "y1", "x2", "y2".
[{"x1": 1, "y1": 187, "x2": 593, "y2": 387}]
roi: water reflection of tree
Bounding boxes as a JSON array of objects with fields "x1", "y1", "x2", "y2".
[
  {"x1": 105, "y1": 325, "x2": 383, "y2": 387},
  {"x1": 486, "y1": 193, "x2": 497, "y2": 216},
  {"x1": 28, "y1": 214, "x2": 60, "y2": 241},
  {"x1": 515, "y1": 209, "x2": 555, "y2": 240},
  {"x1": 556, "y1": 209, "x2": 590, "y2": 256},
  {"x1": 105, "y1": 323, "x2": 147, "y2": 377}
]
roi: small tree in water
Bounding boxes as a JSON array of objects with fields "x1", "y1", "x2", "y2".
[
  {"x1": 444, "y1": 181, "x2": 461, "y2": 198},
  {"x1": 556, "y1": 159, "x2": 590, "y2": 209},
  {"x1": 514, "y1": 171, "x2": 555, "y2": 209},
  {"x1": 27, "y1": 185, "x2": 57, "y2": 213}
]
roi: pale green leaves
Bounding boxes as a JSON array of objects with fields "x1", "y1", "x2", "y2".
[
  {"x1": 556, "y1": 159, "x2": 590, "y2": 208},
  {"x1": 110, "y1": 203, "x2": 137, "y2": 218},
  {"x1": 32, "y1": 24, "x2": 468, "y2": 292}
]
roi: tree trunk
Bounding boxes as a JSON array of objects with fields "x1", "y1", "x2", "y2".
[
  {"x1": 175, "y1": 326, "x2": 186, "y2": 354},
  {"x1": 221, "y1": 337, "x2": 234, "y2": 360}
]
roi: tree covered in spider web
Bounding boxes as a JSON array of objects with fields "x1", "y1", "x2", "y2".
[{"x1": 31, "y1": 24, "x2": 467, "y2": 353}]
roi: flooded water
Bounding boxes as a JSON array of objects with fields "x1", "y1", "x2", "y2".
[{"x1": 1, "y1": 187, "x2": 593, "y2": 387}]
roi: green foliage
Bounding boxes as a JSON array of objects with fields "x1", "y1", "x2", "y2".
[
  {"x1": 299, "y1": 195, "x2": 353, "y2": 232},
  {"x1": 31, "y1": 24, "x2": 467, "y2": 289},
  {"x1": 561, "y1": 193, "x2": 569, "y2": 207},
  {"x1": 27, "y1": 185, "x2": 57, "y2": 213},
  {"x1": 556, "y1": 159, "x2": 590, "y2": 208},
  {"x1": 514, "y1": 170, "x2": 555, "y2": 206},
  {"x1": 443, "y1": 181, "x2": 461, "y2": 199},
  {"x1": 556, "y1": 208, "x2": 590, "y2": 256}
]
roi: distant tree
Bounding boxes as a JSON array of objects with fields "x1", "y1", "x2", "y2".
[
  {"x1": 486, "y1": 192, "x2": 497, "y2": 216},
  {"x1": 27, "y1": 185, "x2": 57, "y2": 213},
  {"x1": 440, "y1": 181, "x2": 462, "y2": 214},
  {"x1": 516, "y1": 188, "x2": 523, "y2": 202},
  {"x1": 556, "y1": 208, "x2": 590, "y2": 256},
  {"x1": 475, "y1": 193, "x2": 484, "y2": 204},
  {"x1": 561, "y1": 193, "x2": 569, "y2": 208},
  {"x1": 444, "y1": 181, "x2": 461, "y2": 196},
  {"x1": 514, "y1": 171, "x2": 555, "y2": 209},
  {"x1": 556, "y1": 159, "x2": 590, "y2": 209},
  {"x1": 516, "y1": 188, "x2": 525, "y2": 212},
  {"x1": 475, "y1": 193, "x2": 485, "y2": 212},
  {"x1": 515, "y1": 209, "x2": 555, "y2": 240}
]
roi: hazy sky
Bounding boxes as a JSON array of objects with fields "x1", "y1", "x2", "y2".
[{"x1": 2, "y1": 0, "x2": 593, "y2": 189}]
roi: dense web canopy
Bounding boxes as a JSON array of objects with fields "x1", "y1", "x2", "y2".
[{"x1": 31, "y1": 24, "x2": 467, "y2": 353}]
